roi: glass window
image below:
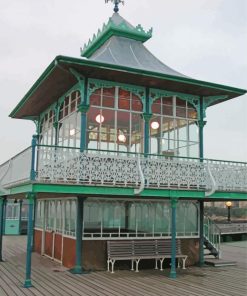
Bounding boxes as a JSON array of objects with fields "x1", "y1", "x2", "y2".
[
  {"x1": 57, "y1": 90, "x2": 81, "y2": 148},
  {"x1": 150, "y1": 96, "x2": 199, "y2": 157},
  {"x1": 87, "y1": 87, "x2": 144, "y2": 153}
]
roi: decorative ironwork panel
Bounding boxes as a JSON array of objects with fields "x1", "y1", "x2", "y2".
[
  {"x1": 35, "y1": 146, "x2": 247, "y2": 194},
  {"x1": 142, "y1": 157, "x2": 206, "y2": 190},
  {"x1": 207, "y1": 160, "x2": 247, "y2": 192}
]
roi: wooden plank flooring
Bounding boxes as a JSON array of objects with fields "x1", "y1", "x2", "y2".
[{"x1": 0, "y1": 236, "x2": 246, "y2": 296}]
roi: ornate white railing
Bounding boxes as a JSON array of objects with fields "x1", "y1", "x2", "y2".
[
  {"x1": 0, "y1": 147, "x2": 32, "y2": 189},
  {"x1": 36, "y1": 146, "x2": 247, "y2": 193},
  {"x1": 0, "y1": 145, "x2": 246, "y2": 193}
]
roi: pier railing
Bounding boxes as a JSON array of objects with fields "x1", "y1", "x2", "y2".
[{"x1": 0, "y1": 145, "x2": 246, "y2": 194}]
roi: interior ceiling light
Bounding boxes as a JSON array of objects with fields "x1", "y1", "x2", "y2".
[
  {"x1": 95, "y1": 114, "x2": 104, "y2": 124},
  {"x1": 151, "y1": 121, "x2": 160, "y2": 130},
  {"x1": 118, "y1": 134, "x2": 127, "y2": 143},
  {"x1": 69, "y1": 128, "x2": 76, "y2": 136}
]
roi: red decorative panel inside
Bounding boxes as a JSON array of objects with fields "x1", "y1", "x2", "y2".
[
  {"x1": 44, "y1": 231, "x2": 53, "y2": 257},
  {"x1": 34, "y1": 229, "x2": 42, "y2": 254},
  {"x1": 54, "y1": 233, "x2": 62, "y2": 261},
  {"x1": 62, "y1": 237, "x2": 76, "y2": 268}
]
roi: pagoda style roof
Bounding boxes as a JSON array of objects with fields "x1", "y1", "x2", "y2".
[
  {"x1": 9, "y1": 13, "x2": 246, "y2": 119},
  {"x1": 82, "y1": 13, "x2": 186, "y2": 78},
  {"x1": 81, "y1": 13, "x2": 153, "y2": 57}
]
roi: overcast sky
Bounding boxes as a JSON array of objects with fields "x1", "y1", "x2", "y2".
[{"x1": 0, "y1": 0, "x2": 246, "y2": 164}]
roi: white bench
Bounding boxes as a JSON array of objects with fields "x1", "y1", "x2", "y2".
[{"x1": 107, "y1": 239, "x2": 187, "y2": 273}]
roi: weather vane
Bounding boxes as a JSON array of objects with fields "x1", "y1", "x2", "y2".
[{"x1": 105, "y1": 0, "x2": 124, "y2": 13}]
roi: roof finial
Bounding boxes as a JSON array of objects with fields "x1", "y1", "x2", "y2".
[{"x1": 105, "y1": 0, "x2": 124, "y2": 13}]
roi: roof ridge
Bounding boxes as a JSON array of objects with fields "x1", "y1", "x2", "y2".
[{"x1": 80, "y1": 13, "x2": 152, "y2": 58}]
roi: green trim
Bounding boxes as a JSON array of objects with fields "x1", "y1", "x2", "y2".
[
  {"x1": 39, "y1": 83, "x2": 80, "y2": 126},
  {"x1": 32, "y1": 184, "x2": 206, "y2": 198},
  {"x1": 88, "y1": 78, "x2": 146, "y2": 111},
  {"x1": 150, "y1": 88, "x2": 200, "y2": 117},
  {"x1": 203, "y1": 95, "x2": 228, "y2": 118},
  {"x1": 58, "y1": 56, "x2": 246, "y2": 95},
  {"x1": 9, "y1": 59, "x2": 57, "y2": 118},
  {"x1": 199, "y1": 97, "x2": 205, "y2": 160},
  {"x1": 9, "y1": 55, "x2": 246, "y2": 119},
  {"x1": 57, "y1": 83, "x2": 81, "y2": 111},
  {"x1": 24, "y1": 192, "x2": 36, "y2": 288},
  {"x1": 5, "y1": 182, "x2": 247, "y2": 200},
  {"x1": 9, "y1": 184, "x2": 33, "y2": 195},
  {"x1": 209, "y1": 192, "x2": 247, "y2": 200},
  {"x1": 81, "y1": 17, "x2": 152, "y2": 58}
]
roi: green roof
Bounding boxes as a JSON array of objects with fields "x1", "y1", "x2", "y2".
[{"x1": 81, "y1": 13, "x2": 152, "y2": 58}]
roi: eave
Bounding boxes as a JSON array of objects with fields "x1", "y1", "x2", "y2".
[{"x1": 9, "y1": 55, "x2": 247, "y2": 119}]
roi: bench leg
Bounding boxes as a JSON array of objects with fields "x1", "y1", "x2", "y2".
[
  {"x1": 155, "y1": 259, "x2": 158, "y2": 270},
  {"x1": 131, "y1": 260, "x2": 134, "y2": 271},
  {"x1": 159, "y1": 258, "x2": 165, "y2": 271},
  {"x1": 111, "y1": 260, "x2": 116, "y2": 273},
  {"x1": 182, "y1": 257, "x2": 187, "y2": 270},
  {"x1": 135, "y1": 259, "x2": 140, "y2": 272},
  {"x1": 107, "y1": 259, "x2": 110, "y2": 272},
  {"x1": 177, "y1": 259, "x2": 181, "y2": 269}
]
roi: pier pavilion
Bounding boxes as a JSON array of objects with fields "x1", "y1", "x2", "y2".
[{"x1": 0, "y1": 1, "x2": 246, "y2": 288}]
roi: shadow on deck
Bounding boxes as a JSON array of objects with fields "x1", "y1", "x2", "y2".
[{"x1": 0, "y1": 236, "x2": 246, "y2": 296}]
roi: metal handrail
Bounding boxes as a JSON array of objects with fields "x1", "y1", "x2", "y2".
[
  {"x1": 204, "y1": 215, "x2": 221, "y2": 258},
  {"x1": 36, "y1": 144, "x2": 247, "y2": 165}
]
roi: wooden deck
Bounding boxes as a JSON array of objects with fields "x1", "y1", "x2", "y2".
[{"x1": 0, "y1": 236, "x2": 246, "y2": 296}]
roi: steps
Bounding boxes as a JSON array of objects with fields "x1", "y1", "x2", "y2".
[
  {"x1": 204, "y1": 237, "x2": 219, "y2": 258},
  {"x1": 204, "y1": 258, "x2": 236, "y2": 267}
]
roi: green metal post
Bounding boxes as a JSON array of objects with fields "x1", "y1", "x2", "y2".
[
  {"x1": 199, "y1": 97, "x2": 206, "y2": 267},
  {"x1": 19, "y1": 200, "x2": 23, "y2": 235},
  {"x1": 70, "y1": 197, "x2": 86, "y2": 274},
  {"x1": 2, "y1": 199, "x2": 6, "y2": 235},
  {"x1": 0, "y1": 197, "x2": 6, "y2": 262},
  {"x1": 169, "y1": 197, "x2": 178, "y2": 279},
  {"x1": 30, "y1": 135, "x2": 38, "y2": 181},
  {"x1": 143, "y1": 87, "x2": 152, "y2": 155},
  {"x1": 24, "y1": 193, "x2": 35, "y2": 288},
  {"x1": 32, "y1": 198, "x2": 37, "y2": 251},
  {"x1": 79, "y1": 77, "x2": 89, "y2": 153}
]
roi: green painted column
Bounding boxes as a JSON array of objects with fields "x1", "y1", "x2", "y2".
[
  {"x1": 19, "y1": 200, "x2": 23, "y2": 235},
  {"x1": 2, "y1": 198, "x2": 6, "y2": 235},
  {"x1": 32, "y1": 198, "x2": 37, "y2": 252},
  {"x1": 199, "y1": 97, "x2": 206, "y2": 267},
  {"x1": 143, "y1": 87, "x2": 152, "y2": 155},
  {"x1": 30, "y1": 135, "x2": 38, "y2": 181},
  {"x1": 24, "y1": 193, "x2": 36, "y2": 288},
  {"x1": 0, "y1": 197, "x2": 6, "y2": 262},
  {"x1": 78, "y1": 77, "x2": 89, "y2": 153},
  {"x1": 143, "y1": 113, "x2": 152, "y2": 155},
  {"x1": 70, "y1": 197, "x2": 86, "y2": 274},
  {"x1": 199, "y1": 200, "x2": 204, "y2": 267},
  {"x1": 169, "y1": 197, "x2": 178, "y2": 279}
]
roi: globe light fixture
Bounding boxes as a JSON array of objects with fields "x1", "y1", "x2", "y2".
[
  {"x1": 118, "y1": 134, "x2": 126, "y2": 143},
  {"x1": 151, "y1": 121, "x2": 160, "y2": 130},
  {"x1": 69, "y1": 128, "x2": 76, "y2": 136},
  {"x1": 95, "y1": 114, "x2": 104, "y2": 124},
  {"x1": 225, "y1": 201, "x2": 232, "y2": 223}
]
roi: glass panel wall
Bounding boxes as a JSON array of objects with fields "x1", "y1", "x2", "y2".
[
  {"x1": 39, "y1": 90, "x2": 81, "y2": 148},
  {"x1": 38, "y1": 84, "x2": 200, "y2": 158},
  {"x1": 40, "y1": 110, "x2": 56, "y2": 146},
  {"x1": 35, "y1": 198, "x2": 199, "y2": 239},
  {"x1": 58, "y1": 91, "x2": 81, "y2": 148},
  {"x1": 87, "y1": 87, "x2": 144, "y2": 153},
  {"x1": 150, "y1": 96, "x2": 199, "y2": 157}
]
